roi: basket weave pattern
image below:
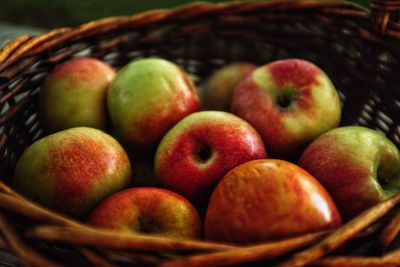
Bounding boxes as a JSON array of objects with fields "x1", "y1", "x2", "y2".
[{"x1": 1, "y1": 1, "x2": 400, "y2": 266}]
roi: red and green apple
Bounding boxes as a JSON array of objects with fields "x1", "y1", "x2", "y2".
[
  {"x1": 107, "y1": 58, "x2": 200, "y2": 151},
  {"x1": 204, "y1": 159, "x2": 342, "y2": 244},
  {"x1": 13, "y1": 127, "x2": 132, "y2": 218},
  {"x1": 87, "y1": 187, "x2": 202, "y2": 239},
  {"x1": 299, "y1": 126, "x2": 400, "y2": 219},
  {"x1": 39, "y1": 57, "x2": 115, "y2": 133},
  {"x1": 203, "y1": 62, "x2": 256, "y2": 111},
  {"x1": 231, "y1": 58, "x2": 341, "y2": 159}
]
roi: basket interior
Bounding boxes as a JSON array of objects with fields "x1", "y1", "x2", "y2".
[{"x1": 1, "y1": 4, "x2": 400, "y2": 184}]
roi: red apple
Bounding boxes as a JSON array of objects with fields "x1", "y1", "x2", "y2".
[
  {"x1": 155, "y1": 111, "x2": 267, "y2": 204},
  {"x1": 231, "y1": 58, "x2": 341, "y2": 159},
  {"x1": 203, "y1": 62, "x2": 256, "y2": 111},
  {"x1": 107, "y1": 58, "x2": 200, "y2": 151},
  {"x1": 299, "y1": 126, "x2": 400, "y2": 220},
  {"x1": 13, "y1": 127, "x2": 132, "y2": 218},
  {"x1": 205, "y1": 159, "x2": 342, "y2": 244},
  {"x1": 39, "y1": 57, "x2": 115, "y2": 133},
  {"x1": 87, "y1": 187, "x2": 202, "y2": 239}
]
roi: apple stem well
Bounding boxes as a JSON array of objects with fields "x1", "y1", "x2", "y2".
[
  {"x1": 276, "y1": 88, "x2": 299, "y2": 110},
  {"x1": 195, "y1": 143, "x2": 213, "y2": 164}
]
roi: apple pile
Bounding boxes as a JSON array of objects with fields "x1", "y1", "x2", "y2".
[{"x1": 12, "y1": 56, "x2": 400, "y2": 244}]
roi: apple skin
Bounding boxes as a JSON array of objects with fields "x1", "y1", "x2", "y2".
[
  {"x1": 298, "y1": 126, "x2": 400, "y2": 220},
  {"x1": 39, "y1": 57, "x2": 115, "y2": 133},
  {"x1": 203, "y1": 62, "x2": 256, "y2": 111},
  {"x1": 155, "y1": 111, "x2": 267, "y2": 204},
  {"x1": 86, "y1": 187, "x2": 202, "y2": 239},
  {"x1": 107, "y1": 58, "x2": 200, "y2": 151},
  {"x1": 204, "y1": 159, "x2": 342, "y2": 244},
  {"x1": 231, "y1": 58, "x2": 341, "y2": 159},
  {"x1": 13, "y1": 127, "x2": 132, "y2": 219}
]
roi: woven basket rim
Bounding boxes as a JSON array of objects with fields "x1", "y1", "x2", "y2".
[{"x1": 0, "y1": 0, "x2": 370, "y2": 73}]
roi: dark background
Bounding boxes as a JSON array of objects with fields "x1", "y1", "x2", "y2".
[{"x1": 0, "y1": 0, "x2": 372, "y2": 29}]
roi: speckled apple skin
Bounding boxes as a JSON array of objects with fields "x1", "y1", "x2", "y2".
[
  {"x1": 203, "y1": 62, "x2": 256, "y2": 111},
  {"x1": 107, "y1": 58, "x2": 200, "y2": 150},
  {"x1": 299, "y1": 126, "x2": 400, "y2": 220},
  {"x1": 155, "y1": 111, "x2": 267, "y2": 203},
  {"x1": 205, "y1": 159, "x2": 342, "y2": 244},
  {"x1": 39, "y1": 57, "x2": 115, "y2": 133},
  {"x1": 232, "y1": 59, "x2": 341, "y2": 159},
  {"x1": 86, "y1": 187, "x2": 202, "y2": 239},
  {"x1": 13, "y1": 127, "x2": 132, "y2": 219}
]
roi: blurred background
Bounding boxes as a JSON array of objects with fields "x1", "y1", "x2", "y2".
[{"x1": 0, "y1": 0, "x2": 373, "y2": 46}]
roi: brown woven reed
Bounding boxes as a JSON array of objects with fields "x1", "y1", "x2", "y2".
[{"x1": 1, "y1": 0, "x2": 400, "y2": 266}]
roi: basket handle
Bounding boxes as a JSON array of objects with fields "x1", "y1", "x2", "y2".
[{"x1": 371, "y1": 0, "x2": 400, "y2": 35}]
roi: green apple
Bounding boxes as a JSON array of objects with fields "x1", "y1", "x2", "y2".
[
  {"x1": 39, "y1": 57, "x2": 115, "y2": 133},
  {"x1": 107, "y1": 58, "x2": 200, "y2": 151},
  {"x1": 13, "y1": 127, "x2": 132, "y2": 219},
  {"x1": 299, "y1": 126, "x2": 400, "y2": 219}
]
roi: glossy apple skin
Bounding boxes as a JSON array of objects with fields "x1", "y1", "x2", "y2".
[
  {"x1": 155, "y1": 111, "x2": 267, "y2": 204},
  {"x1": 203, "y1": 62, "x2": 256, "y2": 111},
  {"x1": 231, "y1": 58, "x2": 341, "y2": 159},
  {"x1": 13, "y1": 127, "x2": 132, "y2": 219},
  {"x1": 86, "y1": 187, "x2": 202, "y2": 239},
  {"x1": 107, "y1": 58, "x2": 200, "y2": 151},
  {"x1": 205, "y1": 159, "x2": 342, "y2": 244},
  {"x1": 299, "y1": 126, "x2": 400, "y2": 220},
  {"x1": 39, "y1": 57, "x2": 115, "y2": 133}
]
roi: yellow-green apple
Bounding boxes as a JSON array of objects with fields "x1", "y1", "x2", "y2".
[
  {"x1": 107, "y1": 58, "x2": 200, "y2": 151},
  {"x1": 203, "y1": 62, "x2": 256, "y2": 111},
  {"x1": 39, "y1": 57, "x2": 115, "y2": 133},
  {"x1": 155, "y1": 111, "x2": 267, "y2": 204},
  {"x1": 204, "y1": 159, "x2": 342, "y2": 244},
  {"x1": 86, "y1": 187, "x2": 201, "y2": 239},
  {"x1": 231, "y1": 58, "x2": 341, "y2": 159},
  {"x1": 299, "y1": 126, "x2": 400, "y2": 220},
  {"x1": 13, "y1": 127, "x2": 132, "y2": 219}
]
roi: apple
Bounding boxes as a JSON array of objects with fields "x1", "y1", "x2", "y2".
[
  {"x1": 204, "y1": 159, "x2": 342, "y2": 244},
  {"x1": 13, "y1": 127, "x2": 132, "y2": 219},
  {"x1": 203, "y1": 62, "x2": 256, "y2": 111},
  {"x1": 39, "y1": 57, "x2": 115, "y2": 133},
  {"x1": 155, "y1": 111, "x2": 267, "y2": 205},
  {"x1": 298, "y1": 126, "x2": 400, "y2": 220},
  {"x1": 231, "y1": 58, "x2": 341, "y2": 159},
  {"x1": 86, "y1": 187, "x2": 202, "y2": 239},
  {"x1": 107, "y1": 58, "x2": 200, "y2": 151}
]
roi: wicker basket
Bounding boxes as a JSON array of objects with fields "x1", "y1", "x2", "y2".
[{"x1": 1, "y1": 0, "x2": 400, "y2": 266}]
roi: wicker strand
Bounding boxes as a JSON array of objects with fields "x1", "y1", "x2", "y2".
[
  {"x1": 379, "y1": 209, "x2": 400, "y2": 250},
  {"x1": 276, "y1": 193, "x2": 400, "y2": 267},
  {"x1": 26, "y1": 226, "x2": 236, "y2": 253},
  {"x1": 158, "y1": 231, "x2": 327, "y2": 267},
  {"x1": 0, "y1": 213, "x2": 61, "y2": 267}
]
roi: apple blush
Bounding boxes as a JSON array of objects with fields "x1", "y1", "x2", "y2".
[
  {"x1": 87, "y1": 187, "x2": 202, "y2": 239},
  {"x1": 299, "y1": 126, "x2": 400, "y2": 220},
  {"x1": 39, "y1": 57, "x2": 115, "y2": 133},
  {"x1": 232, "y1": 58, "x2": 341, "y2": 160},
  {"x1": 107, "y1": 58, "x2": 200, "y2": 151},
  {"x1": 13, "y1": 127, "x2": 132, "y2": 219},
  {"x1": 204, "y1": 159, "x2": 342, "y2": 244},
  {"x1": 155, "y1": 111, "x2": 267, "y2": 205}
]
